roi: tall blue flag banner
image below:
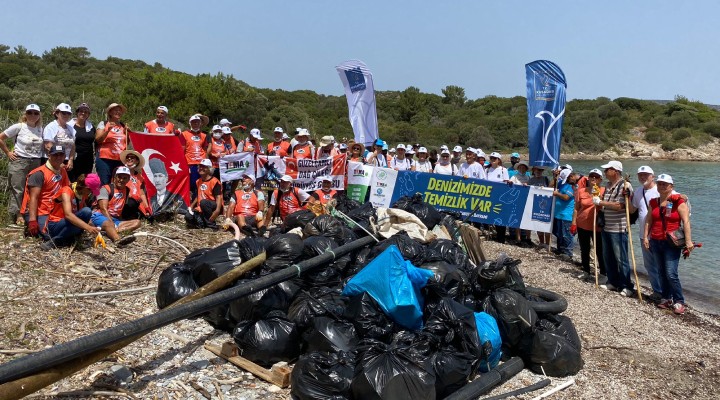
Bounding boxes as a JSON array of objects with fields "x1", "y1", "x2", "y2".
[
  {"x1": 526, "y1": 60, "x2": 567, "y2": 168},
  {"x1": 336, "y1": 60, "x2": 379, "y2": 146}
]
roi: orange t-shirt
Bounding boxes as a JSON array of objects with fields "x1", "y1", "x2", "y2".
[
  {"x1": 208, "y1": 139, "x2": 227, "y2": 168},
  {"x1": 575, "y1": 186, "x2": 606, "y2": 231},
  {"x1": 268, "y1": 141, "x2": 291, "y2": 157},
  {"x1": 195, "y1": 177, "x2": 222, "y2": 211},
  {"x1": 292, "y1": 143, "x2": 314, "y2": 160},
  {"x1": 98, "y1": 122, "x2": 127, "y2": 160},
  {"x1": 242, "y1": 138, "x2": 265, "y2": 154},
  {"x1": 145, "y1": 120, "x2": 176, "y2": 135},
  {"x1": 99, "y1": 184, "x2": 129, "y2": 218},
  {"x1": 181, "y1": 130, "x2": 208, "y2": 165},
  {"x1": 313, "y1": 189, "x2": 337, "y2": 205},
  {"x1": 222, "y1": 136, "x2": 238, "y2": 154},
  {"x1": 20, "y1": 165, "x2": 71, "y2": 216}
]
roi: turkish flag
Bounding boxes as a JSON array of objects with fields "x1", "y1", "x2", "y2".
[{"x1": 129, "y1": 131, "x2": 190, "y2": 215}]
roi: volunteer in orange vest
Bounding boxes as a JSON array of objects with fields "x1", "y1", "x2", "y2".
[
  {"x1": 221, "y1": 126, "x2": 238, "y2": 154},
  {"x1": 316, "y1": 136, "x2": 338, "y2": 159},
  {"x1": 43, "y1": 173, "x2": 101, "y2": 250},
  {"x1": 95, "y1": 103, "x2": 129, "y2": 185},
  {"x1": 185, "y1": 159, "x2": 223, "y2": 229},
  {"x1": 241, "y1": 128, "x2": 265, "y2": 154},
  {"x1": 312, "y1": 176, "x2": 338, "y2": 205},
  {"x1": 267, "y1": 127, "x2": 291, "y2": 157},
  {"x1": 21, "y1": 145, "x2": 71, "y2": 239},
  {"x1": 180, "y1": 114, "x2": 209, "y2": 199},
  {"x1": 90, "y1": 166, "x2": 141, "y2": 245},
  {"x1": 144, "y1": 106, "x2": 178, "y2": 135},
  {"x1": 207, "y1": 125, "x2": 229, "y2": 177},
  {"x1": 120, "y1": 150, "x2": 152, "y2": 219},
  {"x1": 265, "y1": 175, "x2": 316, "y2": 225},
  {"x1": 291, "y1": 129, "x2": 314, "y2": 159},
  {"x1": 226, "y1": 173, "x2": 266, "y2": 236}
]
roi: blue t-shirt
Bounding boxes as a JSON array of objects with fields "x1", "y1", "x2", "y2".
[{"x1": 554, "y1": 182, "x2": 575, "y2": 221}]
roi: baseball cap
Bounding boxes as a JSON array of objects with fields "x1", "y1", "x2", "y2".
[
  {"x1": 418, "y1": 147, "x2": 427, "y2": 153},
  {"x1": 389, "y1": 148, "x2": 396, "y2": 153},
  {"x1": 588, "y1": 168, "x2": 603, "y2": 177},
  {"x1": 250, "y1": 128, "x2": 262, "y2": 139},
  {"x1": 219, "y1": 118, "x2": 231, "y2": 125},
  {"x1": 319, "y1": 135, "x2": 335, "y2": 146},
  {"x1": 242, "y1": 173, "x2": 256, "y2": 182},
  {"x1": 656, "y1": 174, "x2": 673, "y2": 184},
  {"x1": 440, "y1": 145, "x2": 448, "y2": 150},
  {"x1": 212, "y1": 124, "x2": 222, "y2": 132},
  {"x1": 396, "y1": 144, "x2": 406, "y2": 150},
  {"x1": 465, "y1": 147, "x2": 476, "y2": 154},
  {"x1": 600, "y1": 160, "x2": 623, "y2": 172},
  {"x1": 558, "y1": 168, "x2": 572, "y2": 184},
  {"x1": 25, "y1": 104, "x2": 41, "y2": 112},
  {"x1": 489, "y1": 152, "x2": 502, "y2": 159},
  {"x1": 382, "y1": 144, "x2": 389, "y2": 150},
  {"x1": 76, "y1": 103, "x2": 90, "y2": 112},
  {"x1": 189, "y1": 114, "x2": 202, "y2": 123},
  {"x1": 637, "y1": 165, "x2": 654, "y2": 175},
  {"x1": 406, "y1": 148, "x2": 415, "y2": 155},
  {"x1": 374, "y1": 138, "x2": 385, "y2": 147},
  {"x1": 453, "y1": 145, "x2": 462, "y2": 153},
  {"x1": 280, "y1": 175, "x2": 293, "y2": 182},
  {"x1": 200, "y1": 159, "x2": 213, "y2": 168},
  {"x1": 511, "y1": 152, "x2": 520, "y2": 159},
  {"x1": 157, "y1": 106, "x2": 168, "y2": 114},
  {"x1": 85, "y1": 173, "x2": 101, "y2": 196},
  {"x1": 339, "y1": 143, "x2": 348, "y2": 150},
  {"x1": 440, "y1": 149, "x2": 450, "y2": 155},
  {"x1": 55, "y1": 103, "x2": 72, "y2": 113},
  {"x1": 115, "y1": 166, "x2": 131, "y2": 176},
  {"x1": 476, "y1": 149, "x2": 486, "y2": 158},
  {"x1": 221, "y1": 126, "x2": 232, "y2": 135},
  {"x1": 320, "y1": 176, "x2": 333, "y2": 182},
  {"x1": 48, "y1": 145, "x2": 66, "y2": 155},
  {"x1": 297, "y1": 129, "x2": 311, "y2": 137},
  {"x1": 273, "y1": 127, "x2": 284, "y2": 133},
  {"x1": 561, "y1": 164, "x2": 573, "y2": 171}
]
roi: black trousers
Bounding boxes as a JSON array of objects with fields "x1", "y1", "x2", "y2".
[{"x1": 577, "y1": 227, "x2": 606, "y2": 275}]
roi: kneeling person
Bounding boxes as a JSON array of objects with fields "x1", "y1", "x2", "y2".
[
  {"x1": 264, "y1": 175, "x2": 316, "y2": 226},
  {"x1": 226, "y1": 174, "x2": 266, "y2": 235},
  {"x1": 186, "y1": 159, "x2": 223, "y2": 228},
  {"x1": 91, "y1": 167, "x2": 141, "y2": 245},
  {"x1": 44, "y1": 174, "x2": 102, "y2": 249}
]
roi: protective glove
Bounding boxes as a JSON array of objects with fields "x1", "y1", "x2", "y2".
[
  {"x1": 592, "y1": 196, "x2": 601, "y2": 206},
  {"x1": 27, "y1": 220, "x2": 39, "y2": 236},
  {"x1": 570, "y1": 224, "x2": 577, "y2": 235},
  {"x1": 506, "y1": 180, "x2": 514, "y2": 186},
  {"x1": 94, "y1": 233, "x2": 107, "y2": 249}
]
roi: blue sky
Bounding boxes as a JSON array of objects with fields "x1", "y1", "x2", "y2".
[{"x1": 3, "y1": 1, "x2": 719, "y2": 103}]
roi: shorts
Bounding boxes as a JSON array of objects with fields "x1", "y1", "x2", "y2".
[{"x1": 91, "y1": 211, "x2": 121, "y2": 228}]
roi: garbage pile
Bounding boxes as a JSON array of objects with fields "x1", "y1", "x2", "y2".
[{"x1": 156, "y1": 195, "x2": 583, "y2": 400}]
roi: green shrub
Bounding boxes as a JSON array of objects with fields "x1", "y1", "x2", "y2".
[
  {"x1": 672, "y1": 128, "x2": 692, "y2": 141},
  {"x1": 702, "y1": 121, "x2": 720, "y2": 138},
  {"x1": 661, "y1": 140, "x2": 679, "y2": 151}
]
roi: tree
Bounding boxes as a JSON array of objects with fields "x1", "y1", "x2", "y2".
[{"x1": 441, "y1": 85, "x2": 466, "y2": 107}]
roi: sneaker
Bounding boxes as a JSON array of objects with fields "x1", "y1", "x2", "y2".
[
  {"x1": 576, "y1": 271, "x2": 591, "y2": 280},
  {"x1": 600, "y1": 283, "x2": 617, "y2": 291},
  {"x1": 673, "y1": 303, "x2": 687, "y2": 315},
  {"x1": 39, "y1": 241, "x2": 57, "y2": 251},
  {"x1": 657, "y1": 299, "x2": 673, "y2": 309},
  {"x1": 620, "y1": 288, "x2": 634, "y2": 297},
  {"x1": 557, "y1": 254, "x2": 573, "y2": 263},
  {"x1": 116, "y1": 235, "x2": 137, "y2": 247}
]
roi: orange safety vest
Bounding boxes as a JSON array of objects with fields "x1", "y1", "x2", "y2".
[
  {"x1": 223, "y1": 136, "x2": 238, "y2": 154},
  {"x1": 20, "y1": 164, "x2": 70, "y2": 216},
  {"x1": 232, "y1": 189, "x2": 261, "y2": 216},
  {"x1": 48, "y1": 186, "x2": 78, "y2": 223},
  {"x1": 242, "y1": 138, "x2": 264, "y2": 154},
  {"x1": 195, "y1": 177, "x2": 221, "y2": 211},
  {"x1": 273, "y1": 187, "x2": 305, "y2": 219},
  {"x1": 100, "y1": 184, "x2": 129, "y2": 218},
  {"x1": 127, "y1": 172, "x2": 145, "y2": 201},
  {"x1": 181, "y1": 130, "x2": 207, "y2": 165},
  {"x1": 292, "y1": 143, "x2": 314, "y2": 160},
  {"x1": 145, "y1": 120, "x2": 176, "y2": 135},
  {"x1": 268, "y1": 141, "x2": 291, "y2": 157},
  {"x1": 98, "y1": 122, "x2": 127, "y2": 160},
  {"x1": 208, "y1": 139, "x2": 227, "y2": 168},
  {"x1": 314, "y1": 189, "x2": 337, "y2": 205}
]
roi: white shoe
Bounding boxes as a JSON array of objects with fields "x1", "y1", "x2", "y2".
[
  {"x1": 600, "y1": 283, "x2": 617, "y2": 291},
  {"x1": 620, "y1": 288, "x2": 634, "y2": 297}
]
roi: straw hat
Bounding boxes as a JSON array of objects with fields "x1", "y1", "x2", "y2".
[
  {"x1": 349, "y1": 142, "x2": 365, "y2": 154},
  {"x1": 105, "y1": 103, "x2": 127, "y2": 115},
  {"x1": 120, "y1": 149, "x2": 145, "y2": 172}
]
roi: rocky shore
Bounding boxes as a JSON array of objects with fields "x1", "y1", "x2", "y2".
[
  {"x1": 1, "y1": 224, "x2": 718, "y2": 399},
  {"x1": 562, "y1": 137, "x2": 720, "y2": 162}
]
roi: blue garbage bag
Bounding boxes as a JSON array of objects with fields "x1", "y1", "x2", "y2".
[
  {"x1": 474, "y1": 311, "x2": 503, "y2": 372},
  {"x1": 342, "y1": 245, "x2": 434, "y2": 330}
]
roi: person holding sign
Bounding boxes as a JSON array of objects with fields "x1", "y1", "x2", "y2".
[
  {"x1": 144, "y1": 106, "x2": 177, "y2": 135},
  {"x1": 265, "y1": 175, "x2": 316, "y2": 224},
  {"x1": 312, "y1": 176, "x2": 339, "y2": 205},
  {"x1": 486, "y1": 152, "x2": 510, "y2": 183},
  {"x1": 226, "y1": 173, "x2": 266, "y2": 236}
]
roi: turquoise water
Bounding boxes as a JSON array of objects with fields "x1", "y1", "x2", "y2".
[{"x1": 567, "y1": 160, "x2": 719, "y2": 314}]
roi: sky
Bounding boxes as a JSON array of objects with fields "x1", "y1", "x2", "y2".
[{"x1": 3, "y1": 0, "x2": 719, "y2": 104}]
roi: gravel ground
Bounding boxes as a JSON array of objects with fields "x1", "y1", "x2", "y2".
[{"x1": 0, "y1": 221, "x2": 718, "y2": 399}]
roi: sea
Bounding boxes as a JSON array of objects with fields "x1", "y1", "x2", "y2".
[{"x1": 566, "y1": 160, "x2": 719, "y2": 315}]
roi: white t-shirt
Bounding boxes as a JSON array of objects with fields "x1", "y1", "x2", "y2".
[
  {"x1": 433, "y1": 162, "x2": 457, "y2": 176},
  {"x1": 459, "y1": 162, "x2": 486, "y2": 180},
  {"x1": 4, "y1": 123, "x2": 44, "y2": 158},
  {"x1": 43, "y1": 120, "x2": 76, "y2": 160},
  {"x1": 510, "y1": 174, "x2": 530, "y2": 185},
  {"x1": 632, "y1": 184, "x2": 659, "y2": 231},
  {"x1": 391, "y1": 157, "x2": 414, "y2": 171},
  {"x1": 486, "y1": 166, "x2": 509, "y2": 182},
  {"x1": 415, "y1": 160, "x2": 433, "y2": 173}
]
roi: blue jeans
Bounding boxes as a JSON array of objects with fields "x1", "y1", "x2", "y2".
[
  {"x1": 552, "y1": 218, "x2": 574, "y2": 256},
  {"x1": 95, "y1": 157, "x2": 124, "y2": 185},
  {"x1": 47, "y1": 207, "x2": 92, "y2": 247},
  {"x1": 601, "y1": 231, "x2": 633, "y2": 290},
  {"x1": 641, "y1": 241, "x2": 661, "y2": 294},
  {"x1": 649, "y1": 239, "x2": 684, "y2": 304}
]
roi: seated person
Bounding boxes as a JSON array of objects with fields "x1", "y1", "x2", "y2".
[
  {"x1": 43, "y1": 173, "x2": 102, "y2": 249},
  {"x1": 90, "y1": 166, "x2": 141, "y2": 245},
  {"x1": 264, "y1": 175, "x2": 316, "y2": 226},
  {"x1": 120, "y1": 150, "x2": 151, "y2": 220},
  {"x1": 225, "y1": 173, "x2": 266, "y2": 236},
  {"x1": 185, "y1": 159, "x2": 223, "y2": 228},
  {"x1": 20, "y1": 145, "x2": 70, "y2": 240},
  {"x1": 311, "y1": 176, "x2": 338, "y2": 205}
]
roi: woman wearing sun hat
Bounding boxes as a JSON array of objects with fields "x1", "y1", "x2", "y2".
[
  {"x1": 95, "y1": 103, "x2": 129, "y2": 185},
  {"x1": 120, "y1": 149, "x2": 151, "y2": 219},
  {"x1": 643, "y1": 173, "x2": 693, "y2": 315},
  {"x1": 0, "y1": 104, "x2": 45, "y2": 226}
]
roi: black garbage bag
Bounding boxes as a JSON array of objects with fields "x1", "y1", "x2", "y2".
[
  {"x1": 264, "y1": 234, "x2": 304, "y2": 271},
  {"x1": 203, "y1": 305, "x2": 235, "y2": 333},
  {"x1": 335, "y1": 194, "x2": 362, "y2": 213},
  {"x1": 303, "y1": 214, "x2": 345, "y2": 242},
  {"x1": 156, "y1": 262, "x2": 198, "y2": 309},
  {"x1": 426, "y1": 239, "x2": 469, "y2": 267},
  {"x1": 283, "y1": 209, "x2": 316, "y2": 230},
  {"x1": 351, "y1": 339, "x2": 437, "y2": 400},
  {"x1": 191, "y1": 240, "x2": 242, "y2": 286},
  {"x1": 183, "y1": 248, "x2": 210, "y2": 270},
  {"x1": 237, "y1": 236, "x2": 267, "y2": 262},
  {"x1": 504, "y1": 259, "x2": 526, "y2": 296},
  {"x1": 482, "y1": 288, "x2": 537, "y2": 352},
  {"x1": 390, "y1": 330, "x2": 438, "y2": 360},
  {"x1": 346, "y1": 246, "x2": 373, "y2": 276},
  {"x1": 288, "y1": 287, "x2": 347, "y2": 329},
  {"x1": 472, "y1": 253, "x2": 525, "y2": 295},
  {"x1": 228, "y1": 279, "x2": 300, "y2": 322},
  {"x1": 291, "y1": 351, "x2": 356, "y2": 400},
  {"x1": 430, "y1": 347, "x2": 476, "y2": 398},
  {"x1": 343, "y1": 292, "x2": 395, "y2": 341},
  {"x1": 369, "y1": 232, "x2": 427, "y2": 266},
  {"x1": 526, "y1": 315, "x2": 583, "y2": 376},
  {"x1": 424, "y1": 298, "x2": 486, "y2": 361},
  {"x1": 232, "y1": 311, "x2": 300, "y2": 368},
  {"x1": 391, "y1": 193, "x2": 442, "y2": 229},
  {"x1": 303, "y1": 316, "x2": 359, "y2": 353},
  {"x1": 419, "y1": 261, "x2": 467, "y2": 298},
  {"x1": 438, "y1": 212, "x2": 462, "y2": 240},
  {"x1": 346, "y1": 202, "x2": 376, "y2": 237},
  {"x1": 300, "y1": 236, "x2": 348, "y2": 287}
]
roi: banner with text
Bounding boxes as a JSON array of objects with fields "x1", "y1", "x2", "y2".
[
  {"x1": 347, "y1": 161, "x2": 373, "y2": 202},
  {"x1": 336, "y1": 60, "x2": 379, "y2": 146},
  {"x1": 284, "y1": 154, "x2": 347, "y2": 191},
  {"x1": 381, "y1": 170, "x2": 553, "y2": 232},
  {"x1": 219, "y1": 152, "x2": 255, "y2": 183},
  {"x1": 368, "y1": 167, "x2": 398, "y2": 208},
  {"x1": 256, "y1": 155, "x2": 286, "y2": 191},
  {"x1": 526, "y1": 60, "x2": 567, "y2": 168}
]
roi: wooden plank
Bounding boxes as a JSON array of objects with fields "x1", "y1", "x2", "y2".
[
  {"x1": 204, "y1": 342, "x2": 291, "y2": 388},
  {"x1": 459, "y1": 223, "x2": 487, "y2": 265}
]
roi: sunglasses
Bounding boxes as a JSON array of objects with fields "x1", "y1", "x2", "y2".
[
  {"x1": 26, "y1": 111, "x2": 40, "y2": 116},
  {"x1": 441, "y1": 155, "x2": 449, "y2": 157},
  {"x1": 60, "y1": 111, "x2": 72, "y2": 116}
]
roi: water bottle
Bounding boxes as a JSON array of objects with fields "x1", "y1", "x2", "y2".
[{"x1": 665, "y1": 201, "x2": 673, "y2": 217}]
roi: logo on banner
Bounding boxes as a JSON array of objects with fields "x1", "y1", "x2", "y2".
[
  {"x1": 531, "y1": 193, "x2": 552, "y2": 222},
  {"x1": 377, "y1": 170, "x2": 387, "y2": 180},
  {"x1": 345, "y1": 67, "x2": 366, "y2": 93},
  {"x1": 534, "y1": 72, "x2": 557, "y2": 101}
]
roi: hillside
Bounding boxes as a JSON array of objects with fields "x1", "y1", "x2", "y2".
[{"x1": 2, "y1": 45, "x2": 720, "y2": 153}]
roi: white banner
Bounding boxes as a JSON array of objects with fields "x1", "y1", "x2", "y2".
[
  {"x1": 368, "y1": 167, "x2": 397, "y2": 208},
  {"x1": 519, "y1": 186, "x2": 555, "y2": 233},
  {"x1": 336, "y1": 60, "x2": 379, "y2": 146},
  {"x1": 286, "y1": 155, "x2": 347, "y2": 191},
  {"x1": 347, "y1": 161, "x2": 374, "y2": 202},
  {"x1": 219, "y1": 152, "x2": 255, "y2": 183}
]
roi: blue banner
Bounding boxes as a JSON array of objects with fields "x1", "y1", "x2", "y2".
[
  {"x1": 526, "y1": 60, "x2": 567, "y2": 168},
  {"x1": 389, "y1": 171, "x2": 553, "y2": 231}
]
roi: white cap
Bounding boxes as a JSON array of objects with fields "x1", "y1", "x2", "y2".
[
  {"x1": 406, "y1": 144, "x2": 413, "y2": 150},
  {"x1": 396, "y1": 144, "x2": 406, "y2": 150},
  {"x1": 320, "y1": 176, "x2": 333, "y2": 182},
  {"x1": 189, "y1": 115, "x2": 201, "y2": 122},
  {"x1": 339, "y1": 143, "x2": 348, "y2": 150},
  {"x1": 200, "y1": 159, "x2": 213, "y2": 168},
  {"x1": 282, "y1": 133, "x2": 289, "y2": 139},
  {"x1": 221, "y1": 126, "x2": 232, "y2": 135},
  {"x1": 115, "y1": 166, "x2": 131, "y2": 176},
  {"x1": 274, "y1": 127, "x2": 284, "y2": 133},
  {"x1": 440, "y1": 145, "x2": 448, "y2": 150},
  {"x1": 453, "y1": 145, "x2": 462, "y2": 153},
  {"x1": 55, "y1": 103, "x2": 72, "y2": 113},
  {"x1": 418, "y1": 147, "x2": 428, "y2": 153},
  {"x1": 407, "y1": 148, "x2": 415, "y2": 154},
  {"x1": 296, "y1": 128, "x2": 310, "y2": 137},
  {"x1": 25, "y1": 104, "x2": 40, "y2": 112},
  {"x1": 440, "y1": 149, "x2": 451, "y2": 155},
  {"x1": 656, "y1": 174, "x2": 673, "y2": 184},
  {"x1": 389, "y1": 148, "x2": 396, "y2": 153},
  {"x1": 476, "y1": 149, "x2": 486, "y2": 158},
  {"x1": 637, "y1": 165, "x2": 654, "y2": 175},
  {"x1": 212, "y1": 124, "x2": 222, "y2": 132},
  {"x1": 489, "y1": 152, "x2": 502, "y2": 159},
  {"x1": 280, "y1": 175, "x2": 293, "y2": 182},
  {"x1": 242, "y1": 173, "x2": 256, "y2": 182},
  {"x1": 600, "y1": 160, "x2": 623, "y2": 172},
  {"x1": 466, "y1": 147, "x2": 476, "y2": 153},
  {"x1": 561, "y1": 164, "x2": 573, "y2": 171},
  {"x1": 250, "y1": 128, "x2": 262, "y2": 140},
  {"x1": 157, "y1": 106, "x2": 168, "y2": 114},
  {"x1": 558, "y1": 168, "x2": 572, "y2": 184},
  {"x1": 319, "y1": 135, "x2": 335, "y2": 146},
  {"x1": 219, "y1": 118, "x2": 231, "y2": 125},
  {"x1": 588, "y1": 168, "x2": 603, "y2": 177}
]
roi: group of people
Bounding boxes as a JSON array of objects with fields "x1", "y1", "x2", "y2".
[{"x1": 552, "y1": 161, "x2": 693, "y2": 315}]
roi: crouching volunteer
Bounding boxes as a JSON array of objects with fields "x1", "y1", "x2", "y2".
[
  {"x1": 90, "y1": 166, "x2": 141, "y2": 246},
  {"x1": 120, "y1": 149, "x2": 152, "y2": 220},
  {"x1": 226, "y1": 173, "x2": 266, "y2": 236},
  {"x1": 43, "y1": 173, "x2": 102, "y2": 249},
  {"x1": 185, "y1": 159, "x2": 223, "y2": 229},
  {"x1": 20, "y1": 145, "x2": 71, "y2": 240},
  {"x1": 312, "y1": 176, "x2": 338, "y2": 205},
  {"x1": 264, "y1": 175, "x2": 316, "y2": 226}
]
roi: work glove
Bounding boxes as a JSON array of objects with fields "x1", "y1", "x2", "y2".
[
  {"x1": 592, "y1": 196, "x2": 601, "y2": 206},
  {"x1": 27, "y1": 220, "x2": 39, "y2": 236},
  {"x1": 570, "y1": 224, "x2": 577, "y2": 235}
]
